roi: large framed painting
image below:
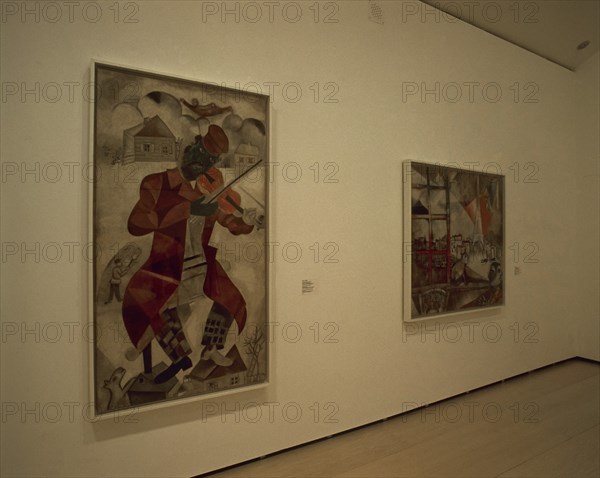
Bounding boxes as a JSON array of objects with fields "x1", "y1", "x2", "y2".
[
  {"x1": 403, "y1": 161, "x2": 504, "y2": 321},
  {"x1": 90, "y1": 62, "x2": 269, "y2": 417}
]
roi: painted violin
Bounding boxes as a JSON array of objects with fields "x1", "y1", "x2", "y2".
[{"x1": 198, "y1": 161, "x2": 265, "y2": 230}]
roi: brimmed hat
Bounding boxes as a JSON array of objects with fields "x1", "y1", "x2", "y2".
[{"x1": 202, "y1": 125, "x2": 229, "y2": 156}]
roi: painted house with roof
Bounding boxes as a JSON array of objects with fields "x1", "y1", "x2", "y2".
[
  {"x1": 184, "y1": 345, "x2": 248, "y2": 394},
  {"x1": 234, "y1": 143, "x2": 259, "y2": 171},
  {"x1": 122, "y1": 115, "x2": 178, "y2": 163}
]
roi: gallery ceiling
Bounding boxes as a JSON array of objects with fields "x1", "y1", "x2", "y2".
[{"x1": 420, "y1": 0, "x2": 600, "y2": 71}]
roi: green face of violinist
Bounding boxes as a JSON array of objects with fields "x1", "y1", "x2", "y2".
[{"x1": 180, "y1": 138, "x2": 219, "y2": 181}]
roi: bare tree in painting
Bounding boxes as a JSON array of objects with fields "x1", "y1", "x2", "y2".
[{"x1": 244, "y1": 326, "x2": 265, "y2": 383}]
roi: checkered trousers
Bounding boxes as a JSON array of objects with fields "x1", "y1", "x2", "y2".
[{"x1": 156, "y1": 308, "x2": 192, "y2": 362}]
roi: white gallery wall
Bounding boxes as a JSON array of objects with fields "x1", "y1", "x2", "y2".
[{"x1": 1, "y1": 1, "x2": 598, "y2": 477}]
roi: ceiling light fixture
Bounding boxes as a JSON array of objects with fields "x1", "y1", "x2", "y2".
[{"x1": 577, "y1": 40, "x2": 591, "y2": 50}]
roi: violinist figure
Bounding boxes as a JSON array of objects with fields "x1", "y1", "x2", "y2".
[{"x1": 121, "y1": 125, "x2": 258, "y2": 384}]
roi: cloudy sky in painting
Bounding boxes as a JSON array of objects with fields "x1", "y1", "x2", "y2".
[{"x1": 95, "y1": 68, "x2": 267, "y2": 165}]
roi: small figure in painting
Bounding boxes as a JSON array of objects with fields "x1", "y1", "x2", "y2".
[
  {"x1": 105, "y1": 258, "x2": 130, "y2": 304},
  {"x1": 180, "y1": 97, "x2": 233, "y2": 118}
]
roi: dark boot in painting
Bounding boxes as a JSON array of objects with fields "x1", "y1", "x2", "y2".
[
  {"x1": 142, "y1": 344, "x2": 152, "y2": 374},
  {"x1": 154, "y1": 356, "x2": 192, "y2": 384}
]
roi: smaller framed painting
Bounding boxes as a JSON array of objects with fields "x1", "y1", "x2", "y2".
[{"x1": 403, "y1": 161, "x2": 505, "y2": 321}]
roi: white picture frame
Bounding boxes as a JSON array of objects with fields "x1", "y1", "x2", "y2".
[
  {"x1": 403, "y1": 161, "x2": 505, "y2": 322},
  {"x1": 89, "y1": 61, "x2": 270, "y2": 418}
]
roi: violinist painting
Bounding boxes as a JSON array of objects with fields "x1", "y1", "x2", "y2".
[{"x1": 91, "y1": 63, "x2": 269, "y2": 416}]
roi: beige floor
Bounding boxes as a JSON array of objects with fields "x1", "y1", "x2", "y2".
[{"x1": 207, "y1": 359, "x2": 600, "y2": 478}]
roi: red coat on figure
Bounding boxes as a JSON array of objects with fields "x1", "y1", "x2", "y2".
[{"x1": 121, "y1": 166, "x2": 253, "y2": 355}]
